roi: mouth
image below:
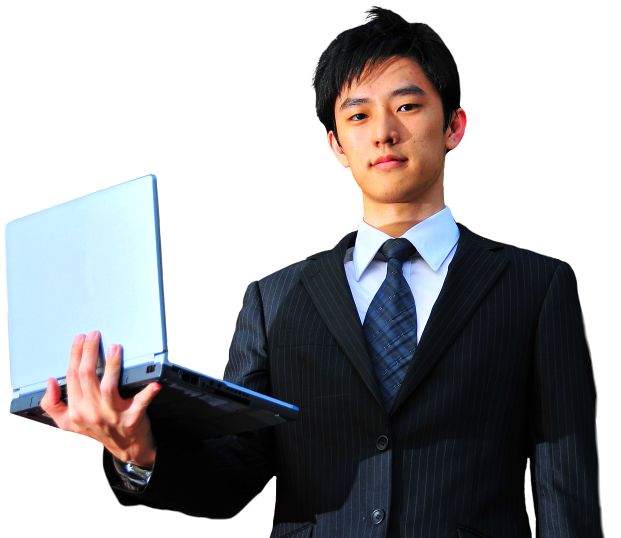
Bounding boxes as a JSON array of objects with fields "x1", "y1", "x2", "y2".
[{"x1": 372, "y1": 154, "x2": 408, "y2": 170}]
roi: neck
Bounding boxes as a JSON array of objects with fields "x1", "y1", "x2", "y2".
[{"x1": 362, "y1": 200, "x2": 445, "y2": 237}]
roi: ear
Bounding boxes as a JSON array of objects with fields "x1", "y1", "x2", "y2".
[
  {"x1": 445, "y1": 108, "x2": 467, "y2": 151},
  {"x1": 328, "y1": 131, "x2": 350, "y2": 168}
]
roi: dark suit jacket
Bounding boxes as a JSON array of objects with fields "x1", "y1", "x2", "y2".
[{"x1": 105, "y1": 224, "x2": 603, "y2": 538}]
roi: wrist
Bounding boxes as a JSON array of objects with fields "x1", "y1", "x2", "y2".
[
  {"x1": 124, "y1": 444, "x2": 156, "y2": 470},
  {"x1": 124, "y1": 426, "x2": 157, "y2": 469},
  {"x1": 110, "y1": 437, "x2": 156, "y2": 470}
]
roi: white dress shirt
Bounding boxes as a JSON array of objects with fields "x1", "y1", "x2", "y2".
[{"x1": 344, "y1": 206, "x2": 460, "y2": 343}]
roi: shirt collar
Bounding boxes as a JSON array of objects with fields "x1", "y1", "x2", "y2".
[{"x1": 352, "y1": 206, "x2": 460, "y2": 281}]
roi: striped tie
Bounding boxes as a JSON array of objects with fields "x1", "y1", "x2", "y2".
[{"x1": 363, "y1": 238, "x2": 417, "y2": 411}]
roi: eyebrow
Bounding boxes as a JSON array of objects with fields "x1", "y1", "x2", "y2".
[{"x1": 339, "y1": 84, "x2": 426, "y2": 111}]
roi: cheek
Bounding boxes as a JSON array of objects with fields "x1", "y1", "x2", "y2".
[
  {"x1": 342, "y1": 144, "x2": 367, "y2": 172},
  {"x1": 415, "y1": 126, "x2": 446, "y2": 162}
]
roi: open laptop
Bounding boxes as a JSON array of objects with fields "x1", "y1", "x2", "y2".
[{"x1": 7, "y1": 175, "x2": 298, "y2": 438}]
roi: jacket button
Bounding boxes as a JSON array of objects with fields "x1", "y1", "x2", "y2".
[
  {"x1": 376, "y1": 435, "x2": 389, "y2": 451},
  {"x1": 371, "y1": 509, "x2": 385, "y2": 524}
]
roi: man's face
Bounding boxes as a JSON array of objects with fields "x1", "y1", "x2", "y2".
[{"x1": 329, "y1": 57, "x2": 464, "y2": 212}]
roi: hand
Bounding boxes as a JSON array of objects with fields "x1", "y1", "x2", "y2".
[{"x1": 41, "y1": 331, "x2": 161, "y2": 469}]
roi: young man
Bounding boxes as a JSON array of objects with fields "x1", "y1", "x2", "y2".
[{"x1": 41, "y1": 7, "x2": 603, "y2": 537}]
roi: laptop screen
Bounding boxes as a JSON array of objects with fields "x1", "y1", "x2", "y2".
[{"x1": 6, "y1": 175, "x2": 167, "y2": 396}]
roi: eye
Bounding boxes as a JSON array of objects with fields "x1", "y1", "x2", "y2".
[
  {"x1": 398, "y1": 104, "x2": 419, "y2": 112},
  {"x1": 349, "y1": 113, "x2": 366, "y2": 121}
]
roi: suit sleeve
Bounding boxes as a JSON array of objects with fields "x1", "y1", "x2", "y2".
[
  {"x1": 529, "y1": 261, "x2": 604, "y2": 536},
  {"x1": 103, "y1": 281, "x2": 276, "y2": 518}
]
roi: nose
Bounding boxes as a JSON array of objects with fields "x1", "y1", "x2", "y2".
[{"x1": 374, "y1": 112, "x2": 400, "y2": 146}]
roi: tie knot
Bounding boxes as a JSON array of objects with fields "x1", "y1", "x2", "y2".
[{"x1": 379, "y1": 238, "x2": 416, "y2": 264}]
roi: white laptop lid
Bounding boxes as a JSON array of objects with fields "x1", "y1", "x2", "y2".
[{"x1": 6, "y1": 175, "x2": 167, "y2": 397}]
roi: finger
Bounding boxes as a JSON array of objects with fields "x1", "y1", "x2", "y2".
[
  {"x1": 129, "y1": 383, "x2": 161, "y2": 416},
  {"x1": 100, "y1": 344, "x2": 123, "y2": 409},
  {"x1": 78, "y1": 330, "x2": 102, "y2": 398},
  {"x1": 40, "y1": 378, "x2": 71, "y2": 430},
  {"x1": 66, "y1": 334, "x2": 85, "y2": 402}
]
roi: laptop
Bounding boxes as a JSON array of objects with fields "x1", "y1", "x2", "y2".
[{"x1": 6, "y1": 175, "x2": 298, "y2": 438}]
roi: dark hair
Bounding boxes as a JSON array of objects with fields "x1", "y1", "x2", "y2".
[{"x1": 313, "y1": 6, "x2": 461, "y2": 139}]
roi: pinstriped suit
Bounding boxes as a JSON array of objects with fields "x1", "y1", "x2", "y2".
[{"x1": 105, "y1": 224, "x2": 603, "y2": 537}]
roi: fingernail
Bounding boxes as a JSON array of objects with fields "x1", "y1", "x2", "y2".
[
  {"x1": 86, "y1": 330, "x2": 97, "y2": 341},
  {"x1": 107, "y1": 344, "x2": 117, "y2": 356},
  {"x1": 73, "y1": 334, "x2": 83, "y2": 345}
]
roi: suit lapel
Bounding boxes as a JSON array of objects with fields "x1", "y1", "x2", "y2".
[
  {"x1": 391, "y1": 224, "x2": 509, "y2": 415},
  {"x1": 299, "y1": 225, "x2": 509, "y2": 415},
  {"x1": 300, "y1": 232, "x2": 386, "y2": 410}
]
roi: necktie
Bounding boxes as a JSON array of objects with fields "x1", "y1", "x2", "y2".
[{"x1": 363, "y1": 238, "x2": 418, "y2": 411}]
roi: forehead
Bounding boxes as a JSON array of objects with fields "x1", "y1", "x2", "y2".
[{"x1": 336, "y1": 57, "x2": 436, "y2": 105}]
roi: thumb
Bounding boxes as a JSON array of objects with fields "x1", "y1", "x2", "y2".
[
  {"x1": 40, "y1": 377, "x2": 60, "y2": 407},
  {"x1": 40, "y1": 378, "x2": 70, "y2": 430}
]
